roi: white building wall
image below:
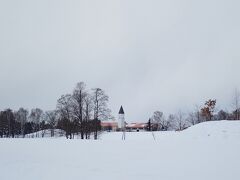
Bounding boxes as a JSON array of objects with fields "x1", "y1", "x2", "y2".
[{"x1": 118, "y1": 114, "x2": 125, "y2": 129}]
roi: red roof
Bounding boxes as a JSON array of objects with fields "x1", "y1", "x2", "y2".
[
  {"x1": 126, "y1": 123, "x2": 147, "y2": 129},
  {"x1": 101, "y1": 121, "x2": 118, "y2": 128}
]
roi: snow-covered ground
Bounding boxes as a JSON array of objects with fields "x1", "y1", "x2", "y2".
[{"x1": 0, "y1": 120, "x2": 240, "y2": 180}]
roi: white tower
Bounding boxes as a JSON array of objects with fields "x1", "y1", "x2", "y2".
[
  {"x1": 118, "y1": 106, "x2": 126, "y2": 140},
  {"x1": 118, "y1": 106, "x2": 125, "y2": 129}
]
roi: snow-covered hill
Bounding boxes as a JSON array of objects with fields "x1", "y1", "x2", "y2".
[
  {"x1": 0, "y1": 120, "x2": 239, "y2": 180},
  {"x1": 183, "y1": 120, "x2": 240, "y2": 138},
  {"x1": 100, "y1": 120, "x2": 240, "y2": 140}
]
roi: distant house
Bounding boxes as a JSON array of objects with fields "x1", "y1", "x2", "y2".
[
  {"x1": 126, "y1": 123, "x2": 147, "y2": 132},
  {"x1": 101, "y1": 121, "x2": 118, "y2": 132},
  {"x1": 101, "y1": 121, "x2": 149, "y2": 132}
]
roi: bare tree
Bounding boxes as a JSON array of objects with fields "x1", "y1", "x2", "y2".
[
  {"x1": 152, "y1": 111, "x2": 164, "y2": 131},
  {"x1": 83, "y1": 93, "x2": 93, "y2": 139},
  {"x1": 57, "y1": 94, "x2": 73, "y2": 139},
  {"x1": 5, "y1": 109, "x2": 15, "y2": 138},
  {"x1": 152, "y1": 111, "x2": 172, "y2": 131},
  {"x1": 187, "y1": 112, "x2": 198, "y2": 126},
  {"x1": 174, "y1": 111, "x2": 188, "y2": 131},
  {"x1": 92, "y1": 88, "x2": 111, "y2": 139},
  {"x1": 217, "y1": 110, "x2": 229, "y2": 120},
  {"x1": 72, "y1": 82, "x2": 87, "y2": 139},
  {"x1": 55, "y1": 83, "x2": 112, "y2": 140},
  {"x1": 187, "y1": 105, "x2": 204, "y2": 126},
  {"x1": 194, "y1": 105, "x2": 204, "y2": 123},
  {"x1": 29, "y1": 108, "x2": 44, "y2": 137},
  {"x1": 15, "y1": 108, "x2": 28, "y2": 137},
  {"x1": 92, "y1": 88, "x2": 111, "y2": 120},
  {"x1": 167, "y1": 114, "x2": 175, "y2": 130},
  {"x1": 0, "y1": 111, "x2": 8, "y2": 137},
  {"x1": 45, "y1": 110, "x2": 58, "y2": 137}
]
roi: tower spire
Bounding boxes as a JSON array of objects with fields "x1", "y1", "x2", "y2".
[{"x1": 119, "y1": 106, "x2": 124, "y2": 114}]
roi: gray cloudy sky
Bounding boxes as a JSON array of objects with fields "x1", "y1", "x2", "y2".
[{"x1": 0, "y1": 0, "x2": 240, "y2": 122}]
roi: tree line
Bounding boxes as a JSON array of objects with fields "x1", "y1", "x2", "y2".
[
  {"x1": 1, "y1": 83, "x2": 240, "y2": 137},
  {"x1": 0, "y1": 82, "x2": 112, "y2": 139},
  {"x1": 147, "y1": 90, "x2": 240, "y2": 131}
]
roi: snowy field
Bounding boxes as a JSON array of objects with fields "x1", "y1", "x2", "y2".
[{"x1": 0, "y1": 121, "x2": 240, "y2": 180}]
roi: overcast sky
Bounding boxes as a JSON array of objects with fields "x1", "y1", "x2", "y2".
[{"x1": 0, "y1": 0, "x2": 240, "y2": 122}]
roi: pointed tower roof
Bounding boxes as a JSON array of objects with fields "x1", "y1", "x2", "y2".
[{"x1": 119, "y1": 106, "x2": 124, "y2": 114}]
